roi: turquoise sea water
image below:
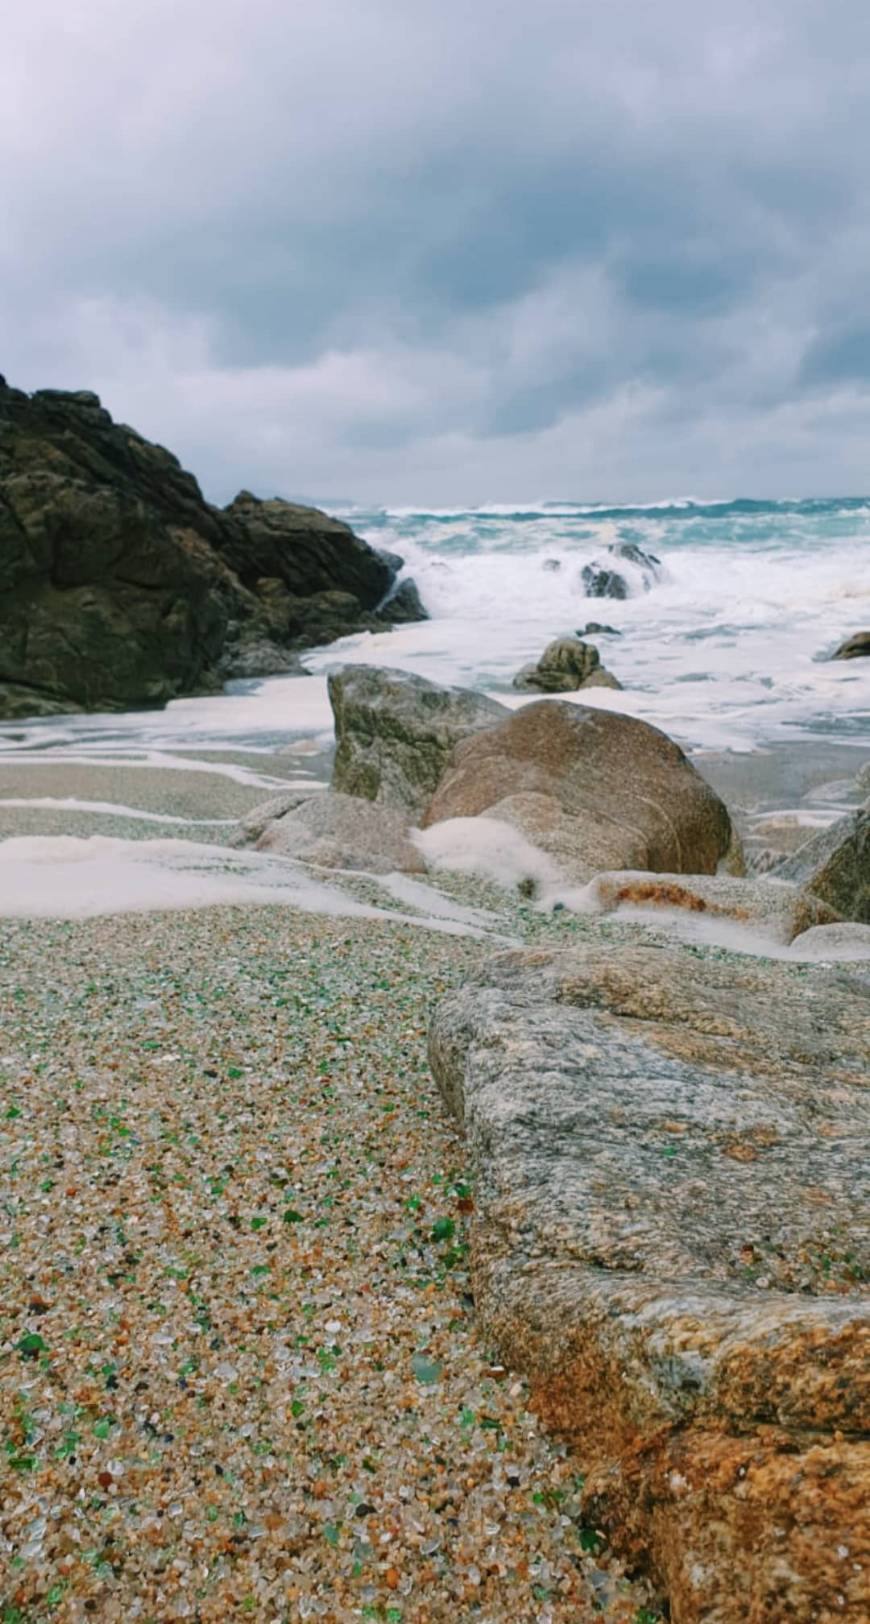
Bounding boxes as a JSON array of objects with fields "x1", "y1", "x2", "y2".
[
  {"x1": 1, "y1": 497, "x2": 868, "y2": 764},
  {"x1": 308, "y1": 496, "x2": 870, "y2": 748}
]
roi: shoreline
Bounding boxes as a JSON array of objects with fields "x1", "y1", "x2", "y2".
[{"x1": 0, "y1": 734, "x2": 865, "y2": 862}]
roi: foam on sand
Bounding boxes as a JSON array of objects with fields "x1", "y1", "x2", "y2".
[
  {"x1": 0, "y1": 797, "x2": 237, "y2": 827},
  {"x1": 413, "y1": 817, "x2": 870, "y2": 962},
  {"x1": 0, "y1": 835, "x2": 495, "y2": 938}
]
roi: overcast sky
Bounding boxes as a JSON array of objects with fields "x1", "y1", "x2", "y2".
[{"x1": 3, "y1": 1, "x2": 870, "y2": 504}]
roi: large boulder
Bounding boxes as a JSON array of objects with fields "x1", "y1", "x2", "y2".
[
  {"x1": 421, "y1": 699, "x2": 736, "y2": 881},
  {"x1": 512, "y1": 636, "x2": 622, "y2": 694},
  {"x1": 775, "y1": 807, "x2": 870, "y2": 922},
  {"x1": 0, "y1": 382, "x2": 421, "y2": 718},
  {"x1": 832, "y1": 630, "x2": 870, "y2": 659},
  {"x1": 430, "y1": 942, "x2": 870, "y2": 1623},
  {"x1": 254, "y1": 790, "x2": 425, "y2": 873},
  {"x1": 220, "y1": 489, "x2": 391, "y2": 603},
  {"x1": 328, "y1": 666, "x2": 509, "y2": 819}
]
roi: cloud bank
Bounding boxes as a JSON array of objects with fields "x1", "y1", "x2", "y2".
[{"x1": 3, "y1": 0, "x2": 870, "y2": 503}]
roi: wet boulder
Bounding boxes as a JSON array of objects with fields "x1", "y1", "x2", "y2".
[
  {"x1": 253, "y1": 790, "x2": 425, "y2": 873},
  {"x1": 832, "y1": 629, "x2": 870, "y2": 659},
  {"x1": 580, "y1": 563, "x2": 629, "y2": 599},
  {"x1": 585, "y1": 869, "x2": 839, "y2": 943},
  {"x1": 328, "y1": 665, "x2": 509, "y2": 819},
  {"x1": 422, "y1": 699, "x2": 735, "y2": 882},
  {"x1": 581, "y1": 541, "x2": 661, "y2": 599},
  {"x1": 512, "y1": 636, "x2": 622, "y2": 694},
  {"x1": 375, "y1": 578, "x2": 428, "y2": 625}
]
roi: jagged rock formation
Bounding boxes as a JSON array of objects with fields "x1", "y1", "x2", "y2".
[
  {"x1": 581, "y1": 540, "x2": 661, "y2": 599},
  {"x1": 430, "y1": 941, "x2": 870, "y2": 1623},
  {"x1": 0, "y1": 382, "x2": 425, "y2": 718}
]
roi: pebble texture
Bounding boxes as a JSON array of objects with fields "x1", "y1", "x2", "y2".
[
  {"x1": 429, "y1": 942, "x2": 870, "y2": 1623},
  {"x1": 0, "y1": 909, "x2": 655, "y2": 1624}
]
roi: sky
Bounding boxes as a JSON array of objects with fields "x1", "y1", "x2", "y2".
[{"x1": 3, "y1": 0, "x2": 870, "y2": 505}]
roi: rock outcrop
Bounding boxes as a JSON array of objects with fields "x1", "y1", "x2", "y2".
[
  {"x1": 581, "y1": 541, "x2": 661, "y2": 599},
  {"x1": 512, "y1": 636, "x2": 622, "y2": 694},
  {"x1": 375, "y1": 578, "x2": 428, "y2": 625},
  {"x1": 832, "y1": 630, "x2": 870, "y2": 659},
  {"x1": 328, "y1": 666, "x2": 509, "y2": 819},
  {"x1": 775, "y1": 807, "x2": 869, "y2": 922},
  {"x1": 580, "y1": 562, "x2": 629, "y2": 599},
  {"x1": 253, "y1": 790, "x2": 425, "y2": 873},
  {"x1": 792, "y1": 920, "x2": 870, "y2": 959},
  {"x1": 585, "y1": 869, "x2": 839, "y2": 943},
  {"x1": 430, "y1": 941, "x2": 870, "y2": 1623},
  {"x1": 422, "y1": 699, "x2": 736, "y2": 881},
  {"x1": 0, "y1": 382, "x2": 423, "y2": 718}
]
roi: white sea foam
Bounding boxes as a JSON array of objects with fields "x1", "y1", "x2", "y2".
[
  {"x1": 574, "y1": 903, "x2": 870, "y2": 963},
  {"x1": 1, "y1": 502, "x2": 868, "y2": 771},
  {"x1": 0, "y1": 798, "x2": 237, "y2": 826},
  {"x1": 0, "y1": 834, "x2": 494, "y2": 937},
  {"x1": 413, "y1": 817, "x2": 562, "y2": 891}
]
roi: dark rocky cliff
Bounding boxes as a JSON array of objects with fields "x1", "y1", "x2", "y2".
[{"x1": 0, "y1": 380, "x2": 422, "y2": 718}]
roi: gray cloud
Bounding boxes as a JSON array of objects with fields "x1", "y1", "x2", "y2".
[{"x1": 3, "y1": 0, "x2": 870, "y2": 502}]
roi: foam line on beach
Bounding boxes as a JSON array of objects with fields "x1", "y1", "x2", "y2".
[
  {"x1": 0, "y1": 797, "x2": 239, "y2": 826},
  {"x1": 0, "y1": 835, "x2": 500, "y2": 938},
  {"x1": 0, "y1": 751, "x2": 321, "y2": 789}
]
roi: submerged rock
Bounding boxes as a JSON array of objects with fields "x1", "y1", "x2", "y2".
[
  {"x1": 612, "y1": 539, "x2": 661, "y2": 573},
  {"x1": 575, "y1": 666, "x2": 622, "y2": 690},
  {"x1": 328, "y1": 665, "x2": 509, "y2": 819},
  {"x1": 429, "y1": 941, "x2": 869, "y2": 1622},
  {"x1": 775, "y1": 807, "x2": 869, "y2": 922},
  {"x1": 422, "y1": 699, "x2": 735, "y2": 880},
  {"x1": 581, "y1": 541, "x2": 661, "y2": 600},
  {"x1": 832, "y1": 629, "x2": 870, "y2": 659},
  {"x1": 580, "y1": 563, "x2": 629, "y2": 599},
  {"x1": 375, "y1": 577, "x2": 428, "y2": 625},
  {"x1": 0, "y1": 381, "x2": 420, "y2": 719},
  {"x1": 512, "y1": 636, "x2": 622, "y2": 694}
]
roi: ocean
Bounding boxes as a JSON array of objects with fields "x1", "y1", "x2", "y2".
[
  {"x1": 0, "y1": 496, "x2": 867, "y2": 924},
  {"x1": 2, "y1": 496, "x2": 867, "y2": 769}
]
